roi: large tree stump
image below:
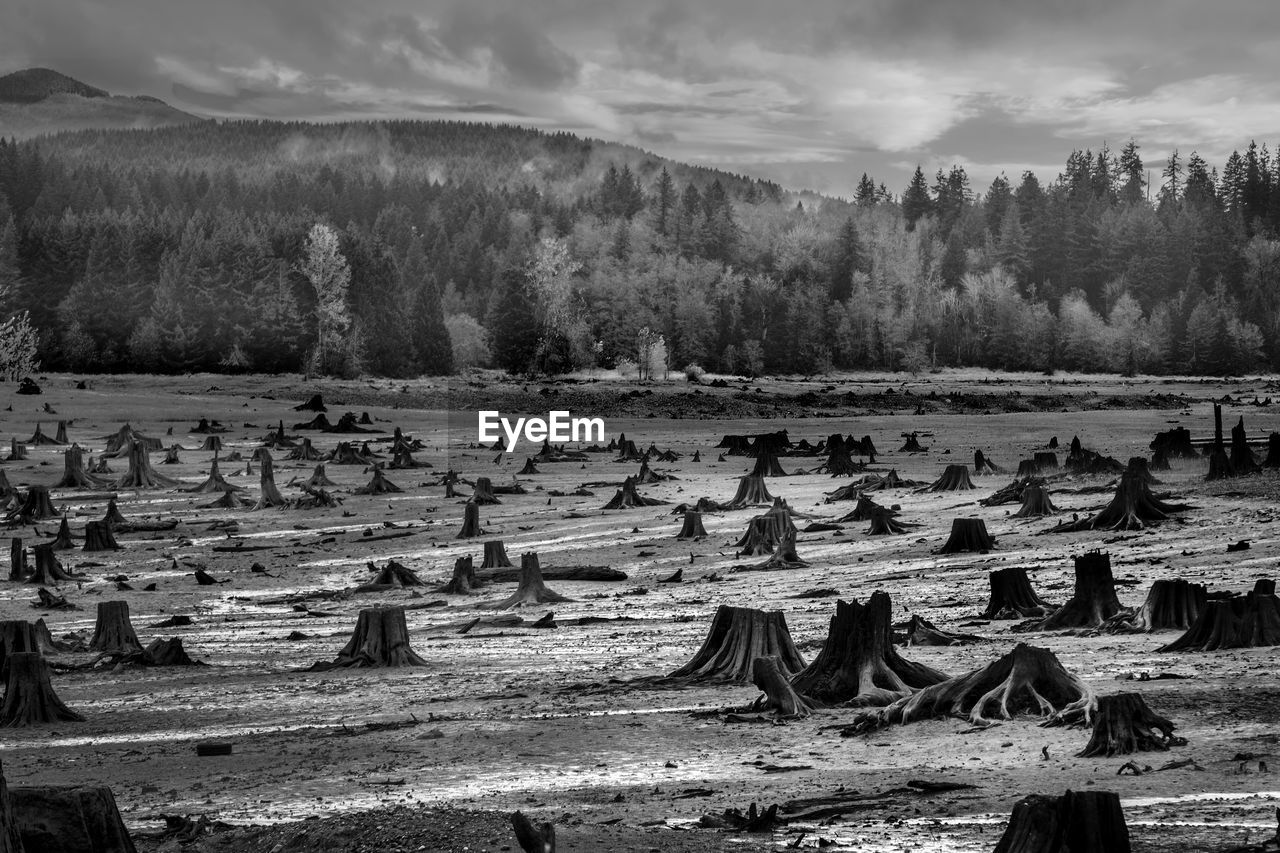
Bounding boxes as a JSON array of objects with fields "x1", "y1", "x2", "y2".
[
  {"x1": 899, "y1": 432, "x2": 926, "y2": 452},
  {"x1": 866, "y1": 506, "x2": 911, "y2": 535},
  {"x1": 1013, "y1": 483, "x2": 1058, "y2": 518},
  {"x1": 25, "y1": 423, "x2": 59, "y2": 446},
  {"x1": 0, "y1": 758, "x2": 22, "y2": 853},
  {"x1": 517, "y1": 458, "x2": 540, "y2": 475},
  {"x1": 304, "y1": 464, "x2": 336, "y2": 488},
  {"x1": 52, "y1": 445, "x2": 108, "y2": 490},
  {"x1": 486, "y1": 553, "x2": 571, "y2": 609},
  {"x1": 992, "y1": 790, "x2": 1130, "y2": 853},
  {"x1": 848, "y1": 643, "x2": 1093, "y2": 731},
  {"x1": 8, "y1": 539, "x2": 27, "y2": 582},
  {"x1": 140, "y1": 637, "x2": 200, "y2": 666},
  {"x1": 748, "y1": 528, "x2": 809, "y2": 571},
  {"x1": 749, "y1": 451, "x2": 788, "y2": 478},
  {"x1": 286, "y1": 438, "x2": 321, "y2": 461},
  {"x1": 836, "y1": 496, "x2": 893, "y2": 523},
  {"x1": 1032, "y1": 551, "x2": 1122, "y2": 630},
  {"x1": 6, "y1": 440, "x2": 26, "y2": 462},
  {"x1": 601, "y1": 476, "x2": 666, "y2": 509},
  {"x1": 457, "y1": 501, "x2": 484, "y2": 538},
  {"x1": 1105, "y1": 579, "x2": 1205, "y2": 632},
  {"x1": 481, "y1": 540, "x2": 512, "y2": 568},
  {"x1": 83, "y1": 522, "x2": 119, "y2": 553},
  {"x1": 1229, "y1": 415, "x2": 1261, "y2": 475},
  {"x1": 734, "y1": 510, "x2": 793, "y2": 556},
  {"x1": 198, "y1": 435, "x2": 223, "y2": 453},
  {"x1": 90, "y1": 601, "x2": 142, "y2": 654},
  {"x1": 1150, "y1": 427, "x2": 1196, "y2": 459},
  {"x1": 1033, "y1": 451, "x2": 1059, "y2": 472},
  {"x1": 472, "y1": 476, "x2": 501, "y2": 505},
  {"x1": 677, "y1": 510, "x2": 707, "y2": 540},
  {"x1": 354, "y1": 469, "x2": 401, "y2": 495},
  {"x1": 750, "y1": 655, "x2": 816, "y2": 719},
  {"x1": 26, "y1": 544, "x2": 76, "y2": 585},
  {"x1": 790, "y1": 593, "x2": 947, "y2": 706},
  {"x1": 101, "y1": 500, "x2": 126, "y2": 530},
  {"x1": 310, "y1": 607, "x2": 427, "y2": 669},
  {"x1": 974, "y1": 450, "x2": 1003, "y2": 474},
  {"x1": 1050, "y1": 692, "x2": 1181, "y2": 757},
  {"x1": 112, "y1": 440, "x2": 179, "y2": 489},
  {"x1": 665, "y1": 605, "x2": 804, "y2": 684},
  {"x1": 9, "y1": 487, "x2": 59, "y2": 523},
  {"x1": 0, "y1": 653, "x2": 85, "y2": 726},
  {"x1": 982, "y1": 568, "x2": 1054, "y2": 619},
  {"x1": 438, "y1": 556, "x2": 481, "y2": 594},
  {"x1": 938, "y1": 518, "x2": 995, "y2": 553},
  {"x1": 9, "y1": 784, "x2": 137, "y2": 852},
  {"x1": 510, "y1": 811, "x2": 555, "y2": 853},
  {"x1": 1048, "y1": 461, "x2": 1188, "y2": 532},
  {"x1": 725, "y1": 475, "x2": 774, "y2": 509},
  {"x1": 0, "y1": 621, "x2": 40, "y2": 680},
  {"x1": 1159, "y1": 588, "x2": 1280, "y2": 652},
  {"x1": 820, "y1": 443, "x2": 861, "y2": 476},
  {"x1": 928, "y1": 465, "x2": 975, "y2": 491},
  {"x1": 253, "y1": 452, "x2": 287, "y2": 509},
  {"x1": 359, "y1": 560, "x2": 424, "y2": 589},
  {"x1": 185, "y1": 457, "x2": 242, "y2": 494},
  {"x1": 50, "y1": 518, "x2": 74, "y2": 551}
]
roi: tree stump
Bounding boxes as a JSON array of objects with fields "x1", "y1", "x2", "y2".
[
  {"x1": 982, "y1": 568, "x2": 1054, "y2": 619},
  {"x1": 355, "y1": 469, "x2": 401, "y2": 495},
  {"x1": 510, "y1": 811, "x2": 555, "y2": 853},
  {"x1": 749, "y1": 528, "x2": 809, "y2": 570},
  {"x1": 160, "y1": 445, "x2": 182, "y2": 465},
  {"x1": 974, "y1": 450, "x2": 1002, "y2": 474},
  {"x1": 725, "y1": 475, "x2": 774, "y2": 508},
  {"x1": 751, "y1": 655, "x2": 816, "y2": 719},
  {"x1": 204, "y1": 488, "x2": 252, "y2": 509},
  {"x1": 6, "y1": 440, "x2": 26, "y2": 462},
  {"x1": 199, "y1": 435, "x2": 223, "y2": 453},
  {"x1": 83, "y1": 522, "x2": 119, "y2": 552},
  {"x1": 821, "y1": 444, "x2": 860, "y2": 476},
  {"x1": 53, "y1": 421, "x2": 70, "y2": 444},
  {"x1": 486, "y1": 553, "x2": 571, "y2": 609},
  {"x1": 1206, "y1": 402, "x2": 1234, "y2": 480},
  {"x1": 1013, "y1": 483, "x2": 1058, "y2": 518},
  {"x1": 285, "y1": 437, "x2": 321, "y2": 462},
  {"x1": 0, "y1": 621, "x2": 40, "y2": 680},
  {"x1": 8, "y1": 539, "x2": 27, "y2": 582},
  {"x1": 52, "y1": 445, "x2": 109, "y2": 489},
  {"x1": 899, "y1": 432, "x2": 926, "y2": 452},
  {"x1": 939, "y1": 518, "x2": 995, "y2": 553},
  {"x1": 481, "y1": 540, "x2": 512, "y2": 568},
  {"x1": 101, "y1": 500, "x2": 126, "y2": 529},
  {"x1": 518, "y1": 458, "x2": 540, "y2": 475},
  {"x1": 601, "y1": 476, "x2": 666, "y2": 509},
  {"x1": 1049, "y1": 462, "x2": 1188, "y2": 532},
  {"x1": 1105, "y1": 579, "x2": 1205, "y2": 632},
  {"x1": 0, "y1": 759, "x2": 21, "y2": 853},
  {"x1": 836, "y1": 496, "x2": 892, "y2": 523},
  {"x1": 866, "y1": 506, "x2": 910, "y2": 535},
  {"x1": 303, "y1": 464, "x2": 336, "y2": 488},
  {"x1": 50, "y1": 517, "x2": 74, "y2": 551},
  {"x1": 790, "y1": 592, "x2": 947, "y2": 706},
  {"x1": 310, "y1": 607, "x2": 427, "y2": 669},
  {"x1": 185, "y1": 457, "x2": 242, "y2": 494},
  {"x1": 665, "y1": 605, "x2": 804, "y2": 684},
  {"x1": 26, "y1": 544, "x2": 76, "y2": 585},
  {"x1": 90, "y1": 601, "x2": 142, "y2": 654},
  {"x1": 928, "y1": 465, "x2": 975, "y2": 492},
  {"x1": 749, "y1": 451, "x2": 788, "y2": 478},
  {"x1": 9, "y1": 783, "x2": 137, "y2": 852},
  {"x1": 1033, "y1": 451, "x2": 1059, "y2": 472},
  {"x1": 1159, "y1": 588, "x2": 1280, "y2": 652},
  {"x1": 992, "y1": 790, "x2": 1130, "y2": 853},
  {"x1": 1262, "y1": 432, "x2": 1280, "y2": 469},
  {"x1": 1054, "y1": 692, "x2": 1181, "y2": 757},
  {"x1": 1229, "y1": 415, "x2": 1261, "y2": 475},
  {"x1": 1015, "y1": 459, "x2": 1039, "y2": 478},
  {"x1": 112, "y1": 440, "x2": 179, "y2": 489},
  {"x1": 849, "y1": 643, "x2": 1092, "y2": 731},
  {"x1": 438, "y1": 556, "x2": 480, "y2": 594},
  {"x1": 9, "y1": 487, "x2": 59, "y2": 523},
  {"x1": 140, "y1": 637, "x2": 200, "y2": 666},
  {"x1": 253, "y1": 452, "x2": 288, "y2": 509},
  {"x1": 1032, "y1": 551, "x2": 1123, "y2": 630},
  {"x1": 457, "y1": 501, "x2": 484, "y2": 539},
  {"x1": 734, "y1": 511, "x2": 793, "y2": 556},
  {"x1": 0, "y1": 653, "x2": 85, "y2": 726},
  {"x1": 677, "y1": 510, "x2": 707, "y2": 540},
  {"x1": 26, "y1": 423, "x2": 59, "y2": 446},
  {"x1": 362, "y1": 560, "x2": 424, "y2": 588}
]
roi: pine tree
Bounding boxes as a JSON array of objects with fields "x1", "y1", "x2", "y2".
[
  {"x1": 901, "y1": 166, "x2": 932, "y2": 231},
  {"x1": 651, "y1": 167, "x2": 675, "y2": 239},
  {"x1": 829, "y1": 216, "x2": 864, "y2": 301},
  {"x1": 0, "y1": 208, "x2": 20, "y2": 317},
  {"x1": 486, "y1": 266, "x2": 539, "y2": 374},
  {"x1": 854, "y1": 173, "x2": 877, "y2": 207},
  {"x1": 1117, "y1": 139, "x2": 1145, "y2": 204},
  {"x1": 984, "y1": 174, "x2": 1012, "y2": 239},
  {"x1": 1157, "y1": 148, "x2": 1182, "y2": 216}
]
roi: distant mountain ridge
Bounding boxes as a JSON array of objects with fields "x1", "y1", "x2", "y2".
[
  {"x1": 0, "y1": 67, "x2": 109, "y2": 103},
  {"x1": 0, "y1": 67, "x2": 203, "y2": 138}
]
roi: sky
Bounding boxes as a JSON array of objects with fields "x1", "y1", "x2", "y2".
[{"x1": 4, "y1": 0, "x2": 1280, "y2": 199}]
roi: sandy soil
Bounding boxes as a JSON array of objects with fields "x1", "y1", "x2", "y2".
[{"x1": 2, "y1": 370, "x2": 1280, "y2": 852}]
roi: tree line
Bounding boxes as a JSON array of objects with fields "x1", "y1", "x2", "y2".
[{"x1": 0, "y1": 121, "x2": 1278, "y2": 377}]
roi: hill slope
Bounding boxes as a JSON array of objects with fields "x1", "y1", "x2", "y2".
[{"x1": 0, "y1": 67, "x2": 203, "y2": 138}]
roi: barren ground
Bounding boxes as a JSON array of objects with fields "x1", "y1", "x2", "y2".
[{"x1": 3, "y1": 370, "x2": 1280, "y2": 852}]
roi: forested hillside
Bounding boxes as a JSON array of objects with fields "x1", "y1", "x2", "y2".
[{"x1": 0, "y1": 119, "x2": 1277, "y2": 377}]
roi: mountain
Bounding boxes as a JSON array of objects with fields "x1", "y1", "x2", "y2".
[{"x1": 0, "y1": 67, "x2": 203, "y2": 138}]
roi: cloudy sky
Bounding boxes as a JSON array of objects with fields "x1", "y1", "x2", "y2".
[{"x1": 4, "y1": 0, "x2": 1280, "y2": 197}]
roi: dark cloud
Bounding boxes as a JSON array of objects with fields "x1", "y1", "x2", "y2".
[{"x1": 436, "y1": 4, "x2": 580, "y2": 90}]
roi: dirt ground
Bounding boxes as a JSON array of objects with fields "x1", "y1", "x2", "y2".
[{"x1": 3, "y1": 369, "x2": 1280, "y2": 852}]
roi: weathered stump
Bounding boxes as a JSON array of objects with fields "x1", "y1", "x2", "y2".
[
  {"x1": 9, "y1": 783, "x2": 138, "y2": 852},
  {"x1": 26, "y1": 544, "x2": 75, "y2": 585},
  {"x1": 310, "y1": 607, "x2": 427, "y2": 669},
  {"x1": 1013, "y1": 483, "x2": 1058, "y2": 518},
  {"x1": 725, "y1": 475, "x2": 774, "y2": 508},
  {"x1": 0, "y1": 653, "x2": 85, "y2": 726},
  {"x1": 457, "y1": 501, "x2": 484, "y2": 538},
  {"x1": 83, "y1": 522, "x2": 119, "y2": 552},
  {"x1": 481, "y1": 540, "x2": 512, "y2": 568},
  {"x1": 939, "y1": 518, "x2": 995, "y2": 553},
  {"x1": 992, "y1": 790, "x2": 1130, "y2": 853},
  {"x1": 751, "y1": 655, "x2": 816, "y2": 719},
  {"x1": 52, "y1": 445, "x2": 108, "y2": 489},
  {"x1": 791, "y1": 592, "x2": 946, "y2": 706},
  {"x1": 928, "y1": 465, "x2": 975, "y2": 492},
  {"x1": 677, "y1": 510, "x2": 708, "y2": 540},
  {"x1": 438, "y1": 556, "x2": 481, "y2": 595},
  {"x1": 486, "y1": 553, "x2": 571, "y2": 609},
  {"x1": 1105, "y1": 579, "x2": 1205, "y2": 632},
  {"x1": 355, "y1": 468, "x2": 401, "y2": 495},
  {"x1": 8, "y1": 539, "x2": 27, "y2": 582},
  {"x1": 511, "y1": 811, "x2": 555, "y2": 853},
  {"x1": 90, "y1": 601, "x2": 142, "y2": 654},
  {"x1": 1032, "y1": 551, "x2": 1122, "y2": 630},
  {"x1": 112, "y1": 440, "x2": 179, "y2": 489},
  {"x1": 1053, "y1": 692, "x2": 1181, "y2": 757},
  {"x1": 602, "y1": 476, "x2": 666, "y2": 509},
  {"x1": 982, "y1": 568, "x2": 1054, "y2": 619},
  {"x1": 665, "y1": 605, "x2": 804, "y2": 684}
]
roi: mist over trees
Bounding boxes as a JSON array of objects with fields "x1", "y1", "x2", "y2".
[{"x1": 0, "y1": 121, "x2": 1278, "y2": 377}]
